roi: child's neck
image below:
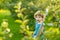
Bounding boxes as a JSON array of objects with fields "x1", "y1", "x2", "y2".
[{"x1": 37, "y1": 20, "x2": 42, "y2": 24}]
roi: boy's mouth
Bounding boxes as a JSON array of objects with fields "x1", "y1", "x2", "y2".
[{"x1": 37, "y1": 20, "x2": 41, "y2": 22}]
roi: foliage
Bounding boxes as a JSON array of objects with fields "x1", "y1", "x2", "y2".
[
  {"x1": 0, "y1": 19, "x2": 13, "y2": 40},
  {"x1": 0, "y1": 0, "x2": 60, "y2": 40}
]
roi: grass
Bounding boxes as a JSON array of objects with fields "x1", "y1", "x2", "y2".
[{"x1": 0, "y1": 10, "x2": 23, "y2": 40}]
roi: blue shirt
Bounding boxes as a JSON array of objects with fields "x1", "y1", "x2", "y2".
[
  {"x1": 35, "y1": 21, "x2": 41, "y2": 30},
  {"x1": 32, "y1": 21, "x2": 41, "y2": 38},
  {"x1": 32, "y1": 21, "x2": 44, "y2": 38}
]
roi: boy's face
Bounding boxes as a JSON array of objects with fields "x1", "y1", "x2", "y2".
[{"x1": 36, "y1": 15, "x2": 43, "y2": 21}]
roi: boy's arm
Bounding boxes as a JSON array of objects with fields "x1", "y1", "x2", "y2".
[
  {"x1": 43, "y1": 8, "x2": 48, "y2": 21},
  {"x1": 34, "y1": 11, "x2": 40, "y2": 19}
]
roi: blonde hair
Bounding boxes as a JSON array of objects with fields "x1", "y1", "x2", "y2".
[{"x1": 34, "y1": 11, "x2": 44, "y2": 18}]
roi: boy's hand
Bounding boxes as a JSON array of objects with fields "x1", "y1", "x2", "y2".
[{"x1": 46, "y1": 8, "x2": 48, "y2": 13}]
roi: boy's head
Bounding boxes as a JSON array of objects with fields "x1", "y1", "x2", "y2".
[{"x1": 34, "y1": 11, "x2": 44, "y2": 21}]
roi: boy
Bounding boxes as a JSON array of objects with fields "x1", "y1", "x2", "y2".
[{"x1": 32, "y1": 11, "x2": 45, "y2": 38}]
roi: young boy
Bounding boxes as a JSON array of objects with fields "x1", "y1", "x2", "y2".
[{"x1": 32, "y1": 11, "x2": 45, "y2": 38}]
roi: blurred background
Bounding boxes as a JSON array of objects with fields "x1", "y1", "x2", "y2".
[{"x1": 0, "y1": 0, "x2": 60, "y2": 40}]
